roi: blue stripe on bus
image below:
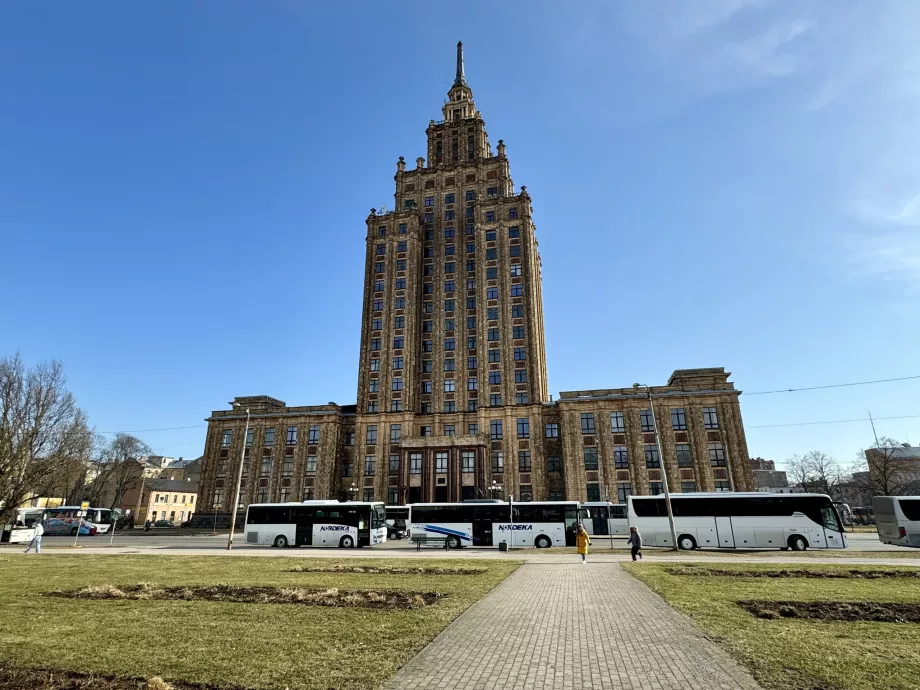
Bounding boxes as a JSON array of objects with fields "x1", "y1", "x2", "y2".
[{"x1": 423, "y1": 525, "x2": 472, "y2": 541}]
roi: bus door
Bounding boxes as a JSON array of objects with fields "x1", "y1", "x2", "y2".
[
  {"x1": 355, "y1": 508, "x2": 370, "y2": 545},
  {"x1": 592, "y1": 505, "x2": 609, "y2": 535},
  {"x1": 292, "y1": 508, "x2": 313, "y2": 546},
  {"x1": 472, "y1": 508, "x2": 493, "y2": 546},
  {"x1": 565, "y1": 506, "x2": 580, "y2": 546},
  {"x1": 715, "y1": 516, "x2": 735, "y2": 547}
]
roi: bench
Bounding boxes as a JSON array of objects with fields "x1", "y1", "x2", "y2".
[{"x1": 410, "y1": 535, "x2": 451, "y2": 551}]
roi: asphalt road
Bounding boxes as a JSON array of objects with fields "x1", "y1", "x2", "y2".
[{"x1": 28, "y1": 530, "x2": 906, "y2": 552}]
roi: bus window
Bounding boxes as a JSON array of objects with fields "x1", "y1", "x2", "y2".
[
  {"x1": 899, "y1": 499, "x2": 920, "y2": 522},
  {"x1": 821, "y1": 504, "x2": 842, "y2": 532}
]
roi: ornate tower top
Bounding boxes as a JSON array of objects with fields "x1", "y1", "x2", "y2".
[{"x1": 443, "y1": 41, "x2": 476, "y2": 123}]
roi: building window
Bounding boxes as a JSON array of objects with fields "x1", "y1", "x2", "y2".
[
  {"x1": 260, "y1": 458, "x2": 272, "y2": 476},
  {"x1": 444, "y1": 424, "x2": 456, "y2": 436},
  {"x1": 374, "y1": 280, "x2": 384, "y2": 293},
  {"x1": 362, "y1": 488, "x2": 374, "y2": 503},
  {"x1": 583, "y1": 447, "x2": 598, "y2": 471},
  {"x1": 487, "y1": 267, "x2": 498, "y2": 279},
  {"x1": 511, "y1": 305, "x2": 524, "y2": 318},
  {"x1": 263, "y1": 428, "x2": 275, "y2": 446},
  {"x1": 511, "y1": 284, "x2": 523, "y2": 297},
  {"x1": 466, "y1": 260, "x2": 475, "y2": 272},
  {"x1": 372, "y1": 318, "x2": 382, "y2": 331},
  {"x1": 488, "y1": 370, "x2": 502, "y2": 386},
  {"x1": 462, "y1": 451, "x2": 475, "y2": 473},
  {"x1": 387, "y1": 487, "x2": 398, "y2": 504},
  {"x1": 680, "y1": 481, "x2": 697, "y2": 493},
  {"x1": 305, "y1": 456, "x2": 317, "y2": 474},
  {"x1": 397, "y1": 241, "x2": 407, "y2": 252},
  {"x1": 486, "y1": 211, "x2": 496, "y2": 222},
  {"x1": 671, "y1": 408, "x2": 687, "y2": 431},
  {"x1": 366, "y1": 426, "x2": 377, "y2": 444},
  {"x1": 468, "y1": 357, "x2": 477, "y2": 370},
  {"x1": 617, "y1": 483, "x2": 632, "y2": 503},
  {"x1": 509, "y1": 208, "x2": 518, "y2": 219},
  {"x1": 703, "y1": 407, "x2": 720, "y2": 429},
  {"x1": 517, "y1": 418, "x2": 530, "y2": 438},
  {"x1": 376, "y1": 244, "x2": 386, "y2": 255},
  {"x1": 649, "y1": 482, "x2": 664, "y2": 495},
  {"x1": 586, "y1": 483, "x2": 601, "y2": 502},
  {"x1": 370, "y1": 359, "x2": 380, "y2": 372},
  {"x1": 395, "y1": 296, "x2": 405, "y2": 309},
  {"x1": 284, "y1": 426, "x2": 297, "y2": 445},
  {"x1": 421, "y1": 381, "x2": 432, "y2": 394},
  {"x1": 614, "y1": 446, "x2": 629, "y2": 469},
  {"x1": 640, "y1": 409, "x2": 656, "y2": 433},
  {"x1": 466, "y1": 242, "x2": 475, "y2": 253},
  {"x1": 444, "y1": 359, "x2": 455, "y2": 372},
  {"x1": 393, "y1": 356, "x2": 403, "y2": 370},
  {"x1": 392, "y1": 377, "x2": 403, "y2": 391},
  {"x1": 518, "y1": 451, "x2": 532, "y2": 472},
  {"x1": 344, "y1": 431, "x2": 355, "y2": 446},
  {"x1": 423, "y1": 341, "x2": 433, "y2": 353},
  {"x1": 409, "y1": 453, "x2": 422, "y2": 474},
  {"x1": 423, "y1": 320, "x2": 433, "y2": 333},
  {"x1": 709, "y1": 443, "x2": 726, "y2": 466},
  {"x1": 394, "y1": 316, "x2": 405, "y2": 329},
  {"x1": 644, "y1": 445, "x2": 661, "y2": 468},
  {"x1": 608, "y1": 411, "x2": 625, "y2": 434},
  {"x1": 399, "y1": 223, "x2": 407, "y2": 234},
  {"x1": 367, "y1": 401, "x2": 378, "y2": 412},
  {"x1": 420, "y1": 425, "x2": 431, "y2": 437},
  {"x1": 343, "y1": 462, "x2": 353, "y2": 477},
  {"x1": 544, "y1": 423, "x2": 558, "y2": 439},
  {"x1": 465, "y1": 190, "x2": 476, "y2": 201},
  {"x1": 364, "y1": 456, "x2": 376, "y2": 476},
  {"x1": 486, "y1": 248, "x2": 497, "y2": 260},
  {"x1": 378, "y1": 226, "x2": 387, "y2": 237},
  {"x1": 508, "y1": 227, "x2": 520, "y2": 238},
  {"x1": 444, "y1": 401, "x2": 456, "y2": 412},
  {"x1": 396, "y1": 259, "x2": 407, "y2": 271},
  {"x1": 445, "y1": 210, "x2": 455, "y2": 221},
  {"x1": 676, "y1": 444, "x2": 693, "y2": 467},
  {"x1": 371, "y1": 338, "x2": 381, "y2": 351},
  {"x1": 509, "y1": 246, "x2": 521, "y2": 257},
  {"x1": 580, "y1": 413, "x2": 595, "y2": 434},
  {"x1": 468, "y1": 422, "x2": 479, "y2": 435},
  {"x1": 491, "y1": 451, "x2": 504, "y2": 473},
  {"x1": 391, "y1": 400, "x2": 402, "y2": 412},
  {"x1": 245, "y1": 428, "x2": 254, "y2": 447},
  {"x1": 445, "y1": 299, "x2": 455, "y2": 312},
  {"x1": 467, "y1": 337, "x2": 476, "y2": 350},
  {"x1": 468, "y1": 399, "x2": 478, "y2": 411},
  {"x1": 425, "y1": 196, "x2": 434, "y2": 207},
  {"x1": 489, "y1": 394, "x2": 502, "y2": 406},
  {"x1": 282, "y1": 457, "x2": 294, "y2": 475},
  {"x1": 546, "y1": 456, "x2": 561, "y2": 472},
  {"x1": 441, "y1": 379, "x2": 455, "y2": 393},
  {"x1": 307, "y1": 425, "x2": 319, "y2": 444},
  {"x1": 445, "y1": 338, "x2": 456, "y2": 351},
  {"x1": 422, "y1": 360, "x2": 433, "y2": 373},
  {"x1": 221, "y1": 430, "x2": 232, "y2": 447},
  {"x1": 390, "y1": 424, "x2": 401, "y2": 442},
  {"x1": 393, "y1": 337, "x2": 404, "y2": 350},
  {"x1": 435, "y1": 452, "x2": 448, "y2": 474},
  {"x1": 714, "y1": 481, "x2": 732, "y2": 492},
  {"x1": 515, "y1": 392, "x2": 529, "y2": 404},
  {"x1": 444, "y1": 192, "x2": 455, "y2": 204},
  {"x1": 487, "y1": 328, "x2": 499, "y2": 342},
  {"x1": 389, "y1": 454, "x2": 399, "y2": 475},
  {"x1": 513, "y1": 347, "x2": 526, "y2": 361},
  {"x1": 490, "y1": 419, "x2": 503, "y2": 440}
]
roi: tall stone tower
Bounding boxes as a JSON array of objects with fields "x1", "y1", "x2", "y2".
[{"x1": 357, "y1": 42, "x2": 548, "y2": 418}]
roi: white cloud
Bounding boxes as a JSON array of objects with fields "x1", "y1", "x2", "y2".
[{"x1": 843, "y1": 230, "x2": 920, "y2": 293}]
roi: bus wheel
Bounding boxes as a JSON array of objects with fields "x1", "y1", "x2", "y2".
[
  {"x1": 534, "y1": 535, "x2": 552, "y2": 549},
  {"x1": 340, "y1": 535, "x2": 355, "y2": 548},
  {"x1": 678, "y1": 535, "x2": 697, "y2": 551},
  {"x1": 447, "y1": 535, "x2": 462, "y2": 549},
  {"x1": 274, "y1": 535, "x2": 288, "y2": 548},
  {"x1": 788, "y1": 535, "x2": 808, "y2": 551}
]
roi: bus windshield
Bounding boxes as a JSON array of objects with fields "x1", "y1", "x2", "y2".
[{"x1": 372, "y1": 504, "x2": 386, "y2": 529}]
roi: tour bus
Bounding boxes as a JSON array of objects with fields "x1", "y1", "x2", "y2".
[
  {"x1": 42, "y1": 507, "x2": 98, "y2": 536},
  {"x1": 0, "y1": 508, "x2": 44, "y2": 544},
  {"x1": 628, "y1": 492, "x2": 847, "y2": 551},
  {"x1": 244, "y1": 500, "x2": 387, "y2": 548},
  {"x1": 581, "y1": 502, "x2": 629, "y2": 537},
  {"x1": 873, "y1": 496, "x2": 920, "y2": 547},
  {"x1": 43, "y1": 506, "x2": 119, "y2": 535},
  {"x1": 384, "y1": 505, "x2": 409, "y2": 539},
  {"x1": 408, "y1": 500, "x2": 581, "y2": 548}
]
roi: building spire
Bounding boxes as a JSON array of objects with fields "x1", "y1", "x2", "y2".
[{"x1": 453, "y1": 41, "x2": 468, "y2": 88}]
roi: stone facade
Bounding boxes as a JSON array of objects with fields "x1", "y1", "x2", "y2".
[{"x1": 195, "y1": 45, "x2": 754, "y2": 518}]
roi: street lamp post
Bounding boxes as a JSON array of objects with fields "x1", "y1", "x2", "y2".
[
  {"x1": 633, "y1": 383, "x2": 678, "y2": 551},
  {"x1": 227, "y1": 403, "x2": 251, "y2": 550},
  {"x1": 348, "y1": 483, "x2": 357, "y2": 501}
]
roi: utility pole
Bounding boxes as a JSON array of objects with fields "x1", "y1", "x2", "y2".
[
  {"x1": 227, "y1": 404, "x2": 251, "y2": 550},
  {"x1": 634, "y1": 383, "x2": 678, "y2": 551}
]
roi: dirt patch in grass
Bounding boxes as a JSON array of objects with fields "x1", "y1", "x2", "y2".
[
  {"x1": 669, "y1": 565, "x2": 920, "y2": 579},
  {"x1": 0, "y1": 664, "x2": 244, "y2": 690},
  {"x1": 739, "y1": 600, "x2": 920, "y2": 623},
  {"x1": 48, "y1": 583, "x2": 443, "y2": 609},
  {"x1": 287, "y1": 564, "x2": 485, "y2": 576}
]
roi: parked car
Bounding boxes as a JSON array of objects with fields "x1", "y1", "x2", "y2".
[
  {"x1": 153, "y1": 519, "x2": 175, "y2": 528},
  {"x1": 387, "y1": 521, "x2": 407, "y2": 540}
]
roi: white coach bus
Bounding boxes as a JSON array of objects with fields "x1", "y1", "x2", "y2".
[
  {"x1": 581, "y1": 502, "x2": 629, "y2": 537},
  {"x1": 408, "y1": 500, "x2": 581, "y2": 548},
  {"x1": 873, "y1": 496, "x2": 920, "y2": 547},
  {"x1": 628, "y1": 493, "x2": 847, "y2": 551},
  {"x1": 244, "y1": 500, "x2": 387, "y2": 548}
]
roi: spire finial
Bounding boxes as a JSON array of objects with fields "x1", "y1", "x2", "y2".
[{"x1": 453, "y1": 41, "x2": 468, "y2": 88}]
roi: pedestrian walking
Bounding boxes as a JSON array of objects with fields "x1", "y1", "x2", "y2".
[
  {"x1": 627, "y1": 526, "x2": 643, "y2": 561},
  {"x1": 23, "y1": 521, "x2": 44, "y2": 554},
  {"x1": 576, "y1": 524, "x2": 591, "y2": 564},
  {"x1": 144, "y1": 519, "x2": 152, "y2": 532}
]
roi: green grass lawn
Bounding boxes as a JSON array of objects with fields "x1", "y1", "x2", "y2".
[
  {"x1": 626, "y1": 561, "x2": 920, "y2": 690},
  {"x1": 0, "y1": 554, "x2": 520, "y2": 690}
]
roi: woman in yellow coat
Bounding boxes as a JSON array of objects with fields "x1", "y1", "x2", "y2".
[{"x1": 576, "y1": 524, "x2": 591, "y2": 564}]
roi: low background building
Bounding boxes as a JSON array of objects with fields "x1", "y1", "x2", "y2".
[{"x1": 121, "y1": 479, "x2": 198, "y2": 527}]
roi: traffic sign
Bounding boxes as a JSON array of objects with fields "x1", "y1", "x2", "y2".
[{"x1": 80, "y1": 501, "x2": 90, "y2": 510}]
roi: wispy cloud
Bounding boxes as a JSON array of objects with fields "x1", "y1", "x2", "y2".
[
  {"x1": 853, "y1": 194, "x2": 920, "y2": 227},
  {"x1": 843, "y1": 230, "x2": 920, "y2": 294}
]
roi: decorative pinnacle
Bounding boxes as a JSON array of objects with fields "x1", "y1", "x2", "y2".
[{"x1": 453, "y1": 41, "x2": 468, "y2": 88}]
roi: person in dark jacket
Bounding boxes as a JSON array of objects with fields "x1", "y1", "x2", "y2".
[
  {"x1": 627, "y1": 526, "x2": 643, "y2": 561},
  {"x1": 144, "y1": 519, "x2": 152, "y2": 532}
]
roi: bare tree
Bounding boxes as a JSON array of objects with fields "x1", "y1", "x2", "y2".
[
  {"x1": 851, "y1": 437, "x2": 914, "y2": 498},
  {"x1": 88, "y1": 433, "x2": 152, "y2": 510},
  {"x1": 784, "y1": 451, "x2": 843, "y2": 497},
  {"x1": 0, "y1": 354, "x2": 93, "y2": 524}
]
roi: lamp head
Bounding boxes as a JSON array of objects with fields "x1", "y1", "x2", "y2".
[
  {"x1": 231, "y1": 402, "x2": 240, "y2": 409},
  {"x1": 632, "y1": 383, "x2": 640, "y2": 389}
]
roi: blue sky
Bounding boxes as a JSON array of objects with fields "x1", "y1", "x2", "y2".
[{"x1": 1, "y1": 1, "x2": 918, "y2": 471}]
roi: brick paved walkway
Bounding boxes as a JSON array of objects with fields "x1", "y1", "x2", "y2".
[{"x1": 387, "y1": 563, "x2": 762, "y2": 690}]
